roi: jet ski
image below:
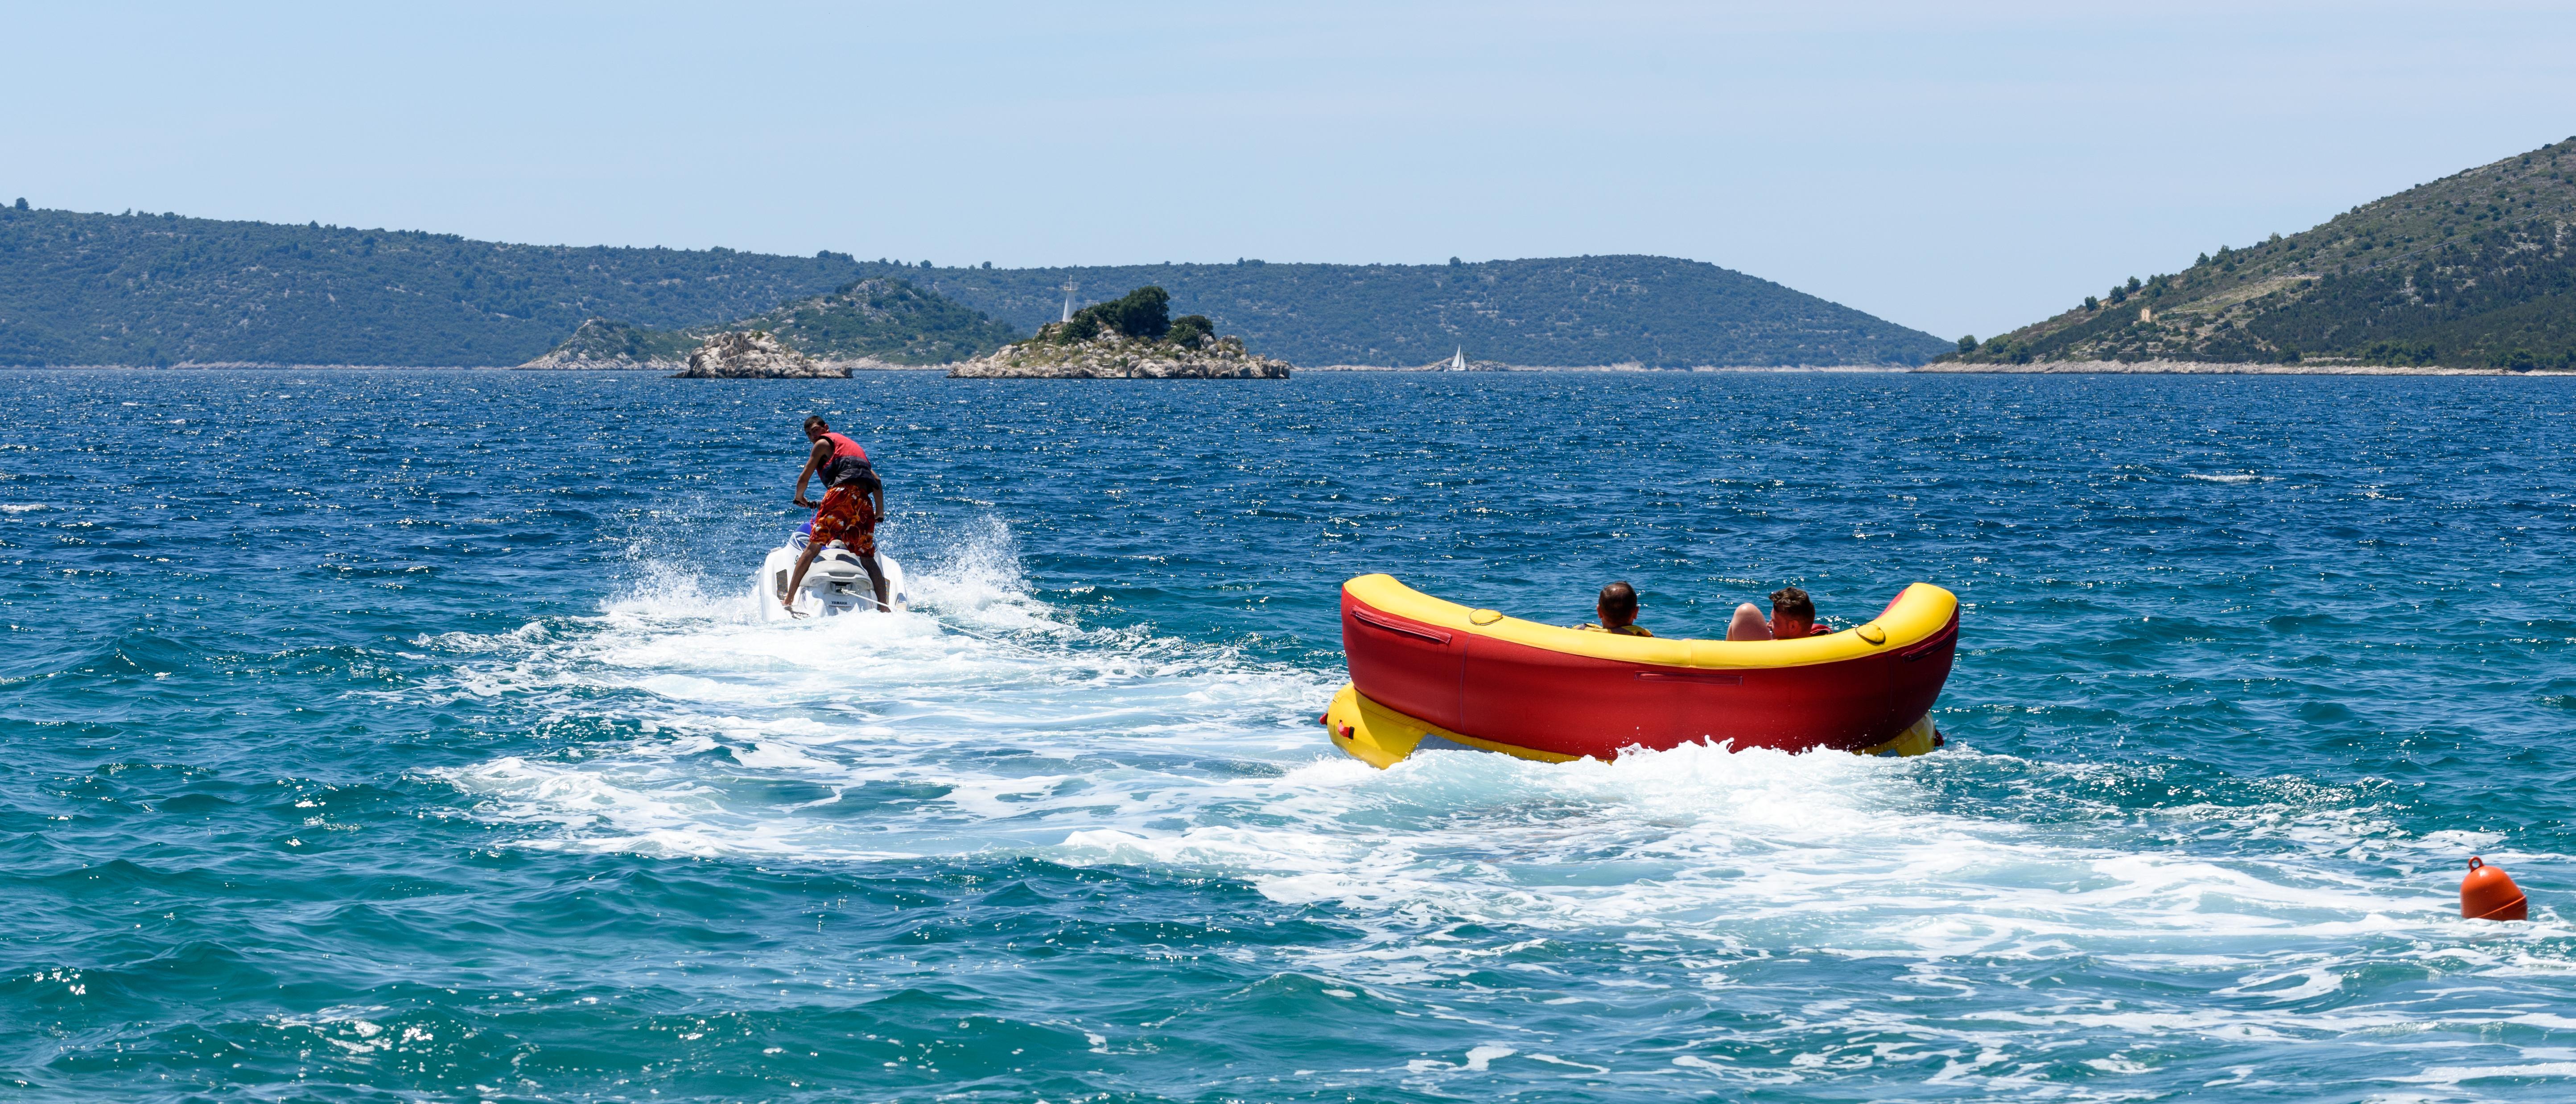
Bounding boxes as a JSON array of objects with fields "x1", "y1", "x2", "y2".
[{"x1": 755, "y1": 529, "x2": 910, "y2": 621}]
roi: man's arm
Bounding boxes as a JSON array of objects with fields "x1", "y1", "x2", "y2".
[{"x1": 792, "y1": 440, "x2": 830, "y2": 505}]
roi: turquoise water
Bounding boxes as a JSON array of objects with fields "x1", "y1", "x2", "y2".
[{"x1": 4, "y1": 368, "x2": 2573, "y2": 1102}]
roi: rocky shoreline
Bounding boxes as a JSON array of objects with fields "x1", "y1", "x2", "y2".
[
  {"x1": 523, "y1": 354, "x2": 931, "y2": 372},
  {"x1": 671, "y1": 330, "x2": 850, "y2": 379},
  {"x1": 519, "y1": 352, "x2": 684, "y2": 371},
  {"x1": 948, "y1": 333, "x2": 1290, "y2": 380}
]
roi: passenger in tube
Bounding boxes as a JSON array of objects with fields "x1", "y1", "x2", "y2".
[
  {"x1": 1577, "y1": 581, "x2": 1654, "y2": 637},
  {"x1": 1768, "y1": 586, "x2": 1833, "y2": 638}
]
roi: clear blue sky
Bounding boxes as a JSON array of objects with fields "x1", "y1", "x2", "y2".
[{"x1": 7, "y1": 1, "x2": 2572, "y2": 339}]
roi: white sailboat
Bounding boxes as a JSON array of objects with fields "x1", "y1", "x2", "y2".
[{"x1": 1447, "y1": 348, "x2": 1467, "y2": 371}]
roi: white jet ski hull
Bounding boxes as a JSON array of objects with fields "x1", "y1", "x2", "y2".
[{"x1": 756, "y1": 536, "x2": 909, "y2": 621}]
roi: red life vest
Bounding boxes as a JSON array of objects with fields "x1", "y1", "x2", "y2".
[{"x1": 823, "y1": 432, "x2": 869, "y2": 464}]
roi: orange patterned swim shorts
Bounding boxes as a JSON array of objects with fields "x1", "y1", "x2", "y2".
[{"x1": 809, "y1": 484, "x2": 877, "y2": 556}]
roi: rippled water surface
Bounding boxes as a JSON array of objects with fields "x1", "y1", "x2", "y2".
[{"x1": 4, "y1": 368, "x2": 2574, "y2": 1102}]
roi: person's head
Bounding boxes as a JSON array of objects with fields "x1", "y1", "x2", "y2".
[
  {"x1": 803, "y1": 415, "x2": 828, "y2": 441},
  {"x1": 1769, "y1": 586, "x2": 1815, "y2": 636},
  {"x1": 1597, "y1": 581, "x2": 1639, "y2": 628}
]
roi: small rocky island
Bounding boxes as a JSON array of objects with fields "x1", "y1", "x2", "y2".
[
  {"x1": 672, "y1": 330, "x2": 849, "y2": 379},
  {"x1": 947, "y1": 286, "x2": 1290, "y2": 379}
]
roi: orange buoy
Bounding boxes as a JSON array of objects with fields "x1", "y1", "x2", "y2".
[{"x1": 2461, "y1": 856, "x2": 2528, "y2": 921}]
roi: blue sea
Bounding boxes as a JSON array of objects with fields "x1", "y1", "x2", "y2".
[{"x1": 4, "y1": 368, "x2": 2573, "y2": 1102}]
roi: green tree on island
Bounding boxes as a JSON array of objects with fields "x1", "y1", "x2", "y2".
[
  {"x1": 1167, "y1": 313, "x2": 1215, "y2": 348},
  {"x1": 1055, "y1": 285, "x2": 1173, "y2": 343}
]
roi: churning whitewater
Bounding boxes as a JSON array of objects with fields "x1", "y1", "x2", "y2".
[
  {"x1": 8, "y1": 369, "x2": 2574, "y2": 1102},
  {"x1": 438, "y1": 520, "x2": 1342, "y2": 862},
  {"x1": 440, "y1": 515, "x2": 2488, "y2": 942}
]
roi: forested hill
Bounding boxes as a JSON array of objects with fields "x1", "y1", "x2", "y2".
[
  {"x1": 0, "y1": 202, "x2": 1945, "y2": 367},
  {"x1": 0, "y1": 206, "x2": 868, "y2": 366},
  {"x1": 847, "y1": 256, "x2": 1948, "y2": 367},
  {"x1": 1944, "y1": 136, "x2": 2576, "y2": 371}
]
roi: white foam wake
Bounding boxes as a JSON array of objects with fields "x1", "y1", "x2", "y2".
[
  {"x1": 433, "y1": 516, "x2": 1335, "y2": 860},
  {"x1": 429, "y1": 516, "x2": 2563, "y2": 1034}
]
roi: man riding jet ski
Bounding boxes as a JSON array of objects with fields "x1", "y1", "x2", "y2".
[{"x1": 766, "y1": 415, "x2": 901, "y2": 619}]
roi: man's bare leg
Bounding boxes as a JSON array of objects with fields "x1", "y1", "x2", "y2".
[
  {"x1": 781, "y1": 542, "x2": 825, "y2": 618},
  {"x1": 860, "y1": 552, "x2": 889, "y2": 612}
]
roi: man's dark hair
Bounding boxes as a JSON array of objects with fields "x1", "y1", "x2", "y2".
[
  {"x1": 1769, "y1": 586, "x2": 1814, "y2": 620},
  {"x1": 1598, "y1": 581, "x2": 1639, "y2": 618},
  {"x1": 804, "y1": 415, "x2": 828, "y2": 431}
]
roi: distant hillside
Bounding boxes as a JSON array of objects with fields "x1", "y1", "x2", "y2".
[
  {"x1": 1945, "y1": 136, "x2": 2576, "y2": 371},
  {"x1": 756, "y1": 277, "x2": 1019, "y2": 364},
  {"x1": 0, "y1": 203, "x2": 1942, "y2": 367},
  {"x1": 524, "y1": 277, "x2": 1020, "y2": 368},
  {"x1": 0, "y1": 206, "x2": 877, "y2": 366},
  {"x1": 856, "y1": 255, "x2": 1947, "y2": 367}
]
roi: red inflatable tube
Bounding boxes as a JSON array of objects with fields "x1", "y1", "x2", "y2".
[{"x1": 1330, "y1": 574, "x2": 1958, "y2": 764}]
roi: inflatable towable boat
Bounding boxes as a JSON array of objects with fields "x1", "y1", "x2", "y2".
[
  {"x1": 754, "y1": 531, "x2": 911, "y2": 621},
  {"x1": 1323, "y1": 574, "x2": 1958, "y2": 767}
]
